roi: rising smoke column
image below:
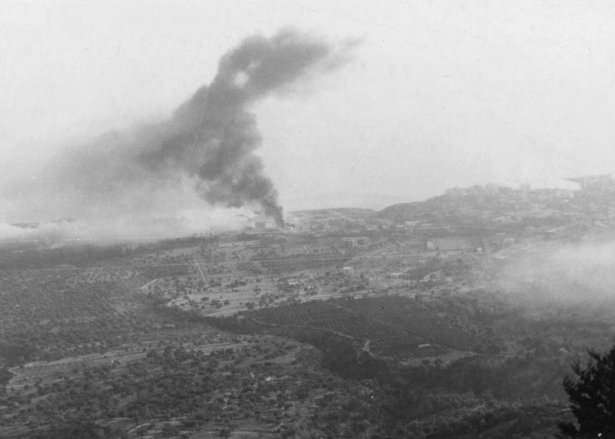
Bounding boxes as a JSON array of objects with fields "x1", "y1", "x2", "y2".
[
  {"x1": 137, "y1": 29, "x2": 355, "y2": 226},
  {"x1": 3, "y1": 29, "x2": 355, "y2": 226}
]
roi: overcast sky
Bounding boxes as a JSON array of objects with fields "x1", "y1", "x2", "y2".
[{"x1": 2, "y1": 0, "x2": 615, "y2": 215}]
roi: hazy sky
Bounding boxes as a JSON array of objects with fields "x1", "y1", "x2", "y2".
[{"x1": 2, "y1": 0, "x2": 615, "y2": 215}]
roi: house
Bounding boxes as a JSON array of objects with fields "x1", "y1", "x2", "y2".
[
  {"x1": 425, "y1": 236, "x2": 485, "y2": 253},
  {"x1": 341, "y1": 236, "x2": 370, "y2": 249}
]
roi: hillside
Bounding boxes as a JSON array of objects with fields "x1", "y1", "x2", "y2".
[{"x1": 5, "y1": 181, "x2": 615, "y2": 437}]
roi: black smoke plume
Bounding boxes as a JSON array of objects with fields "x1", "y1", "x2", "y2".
[{"x1": 4, "y1": 29, "x2": 355, "y2": 227}]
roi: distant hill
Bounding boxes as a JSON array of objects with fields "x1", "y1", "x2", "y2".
[
  {"x1": 376, "y1": 185, "x2": 578, "y2": 226},
  {"x1": 289, "y1": 182, "x2": 615, "y2": 236},
  {"x1": 292, "y1": 184, "x2": 579, "y2": 225}
]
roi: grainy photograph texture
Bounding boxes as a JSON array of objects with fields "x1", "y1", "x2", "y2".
[{"x1": 1, "y1": 1, "x2": 615, "y2": 438}]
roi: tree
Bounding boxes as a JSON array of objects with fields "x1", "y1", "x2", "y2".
[{"x1": 558, "y1": 345, "x2": 615, "y2": 438}]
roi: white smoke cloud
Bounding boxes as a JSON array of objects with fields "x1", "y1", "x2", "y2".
[{"x1": 496, "y1": 239, "x2": 615, "y2": 305}]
